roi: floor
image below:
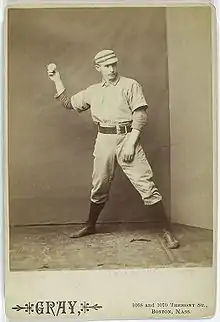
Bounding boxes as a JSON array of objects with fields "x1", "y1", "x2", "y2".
[{"x1": 9, "y1": 223, "x2": 213, "y2": 271}]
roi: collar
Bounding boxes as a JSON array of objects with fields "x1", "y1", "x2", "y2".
[{"x1": 101, "y1": 75, "x2": 120, "y2": 87}]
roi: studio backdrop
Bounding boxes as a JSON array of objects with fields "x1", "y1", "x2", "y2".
[
  {"x1": 8, "y1": 7, "x2": 170, "y2": 226},
  {"x1": 8, "y1": 6, "x2": 213, "y2": 229}
]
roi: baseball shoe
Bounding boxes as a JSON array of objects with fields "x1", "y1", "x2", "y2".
[
  {"x1": 162, "y1": 230, "x2": 180, "y2": 249},
  {"x1": 69, "y1": 225, "x2": 96, "y2": 238}
]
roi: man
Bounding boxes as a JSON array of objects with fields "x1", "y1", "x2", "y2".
[{"x1": 47, "y1": 49, "x2": 179, "y2": 249}]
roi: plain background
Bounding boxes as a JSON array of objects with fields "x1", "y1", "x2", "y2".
[
  {"x1": 8, "y1": 7, "x2": 171, "y2": 225},
  {"x1": 7, "y1": 6, "x2": 213, "y2": 229},
  {"x1": 166, "y1": 6, "x2": 213, "y2": 229}
]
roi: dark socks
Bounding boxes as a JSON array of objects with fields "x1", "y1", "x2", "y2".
[
  {"x1": 148, "y1": 201, "x2": 172, "y2": 231},
  {"x1": 86, "y1": 201, "x2": 106, "y2": 227}
]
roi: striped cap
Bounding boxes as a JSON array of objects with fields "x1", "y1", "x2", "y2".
[{"x1": 94, "y1": 49, "x2": 118, "y2": 65}]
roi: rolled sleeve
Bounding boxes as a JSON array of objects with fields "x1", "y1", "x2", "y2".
[
  {"x1": 55, "y1": 90, "x2": 73, "y2": 109},
  {"x1": 128, "y1": 81, "x2": 148, "y2": 112},
  {"x1": 71, "y1": 88, "x2": 91, "y2": 113},
  {"x1": 132, "y1": 107, "x2": 148, "y2": 132}
]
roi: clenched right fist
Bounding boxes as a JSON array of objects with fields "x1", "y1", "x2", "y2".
[{"x1": 47, "y1": 63, "x2": 60, "y2": 82}]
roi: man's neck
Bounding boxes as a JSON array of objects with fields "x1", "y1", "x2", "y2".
[{"x1": 102, "y1": 74, "x2": 120, "y2": 86}]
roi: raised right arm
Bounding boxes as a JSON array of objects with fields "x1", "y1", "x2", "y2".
[{"x1": 47, "y1": 64, "x2": 90, "y2": 112}]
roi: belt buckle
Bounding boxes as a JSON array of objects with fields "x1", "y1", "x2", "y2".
[{"x1": 116, "y1": 124, "x2": 126, "y2": 134}]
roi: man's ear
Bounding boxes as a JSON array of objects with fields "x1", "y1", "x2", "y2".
[{"x1": 95, "y1": 64, "x2": 101, "y2": 72}]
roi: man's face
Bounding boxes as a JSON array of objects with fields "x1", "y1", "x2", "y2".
[{"x1": 96, "y1": 62, "x2": 118, "y2": 81}]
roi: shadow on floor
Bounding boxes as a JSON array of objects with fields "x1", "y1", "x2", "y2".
[{"x1": 9, "y1": 223, "x2": 213, "y2": 271}]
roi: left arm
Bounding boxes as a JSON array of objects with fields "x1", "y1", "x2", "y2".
[{"x1": 122, "y1": 106, "x2": 148, "y2": 162}]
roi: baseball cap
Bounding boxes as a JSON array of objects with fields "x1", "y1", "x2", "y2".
[{"x1": 94, "y1": 49, "x2": 119, "y2": 65}]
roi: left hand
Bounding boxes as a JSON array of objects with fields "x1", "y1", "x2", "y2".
[{"x1": 122, "y1": 141, "x2": 136, "y2": 163}]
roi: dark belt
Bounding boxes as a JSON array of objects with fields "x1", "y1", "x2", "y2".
[{"x1": 98, "y1": 123, "x2": 132, "y2": 134}]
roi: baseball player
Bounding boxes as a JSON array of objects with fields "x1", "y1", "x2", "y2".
[{"x1": 47, "y1": 50, "x2": 179, "y2": 249}]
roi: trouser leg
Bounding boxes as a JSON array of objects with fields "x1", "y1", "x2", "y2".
[
  {"x1": 90, "y1": 133, "x2": 117, "y2": 204},
  {"x1": 116, "y1": 138, "x2": 162, "y2": 205},
  {"x1": 116, "y1": 136, "x2": 179, "y2": 248},
  {"x1": 70, "y1": 134, "x2": 117, "y2": 238}
]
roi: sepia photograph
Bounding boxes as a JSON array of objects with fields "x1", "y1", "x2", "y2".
[{"x1": 4, "y1": 2, "x2": 217, "y2": 320}]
